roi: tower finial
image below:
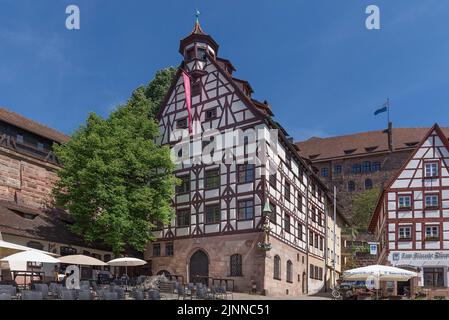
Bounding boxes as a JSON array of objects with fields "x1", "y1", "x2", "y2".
[{"x1": 195, "y1": 9, "x2": 201, "y2": 23}]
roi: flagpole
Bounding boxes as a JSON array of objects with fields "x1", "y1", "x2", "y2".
[{"x1": 387, "y1": 98, "x2": 390, "y2": 125}]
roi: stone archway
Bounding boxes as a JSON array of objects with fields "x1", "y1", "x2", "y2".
[{"x1": 189, "y1": 249, "x2": 209, "y2": 285}]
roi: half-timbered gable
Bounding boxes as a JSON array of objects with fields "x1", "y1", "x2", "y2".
[
  {"x1": 369, "y1": 124, "x2": 449, "y2": 289},
  {"x1": 148, "y1": 21, "x2": 333, "y2": 296}
]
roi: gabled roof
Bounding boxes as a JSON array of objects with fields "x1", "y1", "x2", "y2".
[
  {"x1": 296, "y1": 127, "x2": 449, "y2": 161},
  {"x1": 0, "y1": 108, "x2": 70, "y2": 143},
  {"x1": 368, "y1": 123, "x2": 449, "y2": 232}
]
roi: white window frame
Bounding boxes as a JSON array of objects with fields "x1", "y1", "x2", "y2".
[
  {"x1": 425, "y1": 195, "x2": 439, "y2": 208},
  {"x1": 425, "y1": 225, "x2": 439, "y2": 239},
  {"x1": 398, "y1": 226, "x2": 412, "y2": 240},
  {"x1": 398, "y1": 195, "x2": 412, "y2": 209},
  {"x1": 425, "y1": 162, "x2": 439, "y2": 178}
]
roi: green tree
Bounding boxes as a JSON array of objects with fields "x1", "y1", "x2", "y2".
[
  {"x1": 351, "y1": 187, "x2": 381, "y2": 231},
  {"x1": 144, "y1": 67, "x2": 177, "y2": 118},
  {"x1": 53, "y1": 70, "x2": 177, "y2": 254}
]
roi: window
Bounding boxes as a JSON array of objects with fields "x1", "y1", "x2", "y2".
[
  {"x1": 37, "y1": 142, "x2": 44, "y2": 151},
  {"x1": 297, "y1": 195, "x2": 303, "y2": 212},
  {"x1": 425, "y1": 194, "x2": 439, "y2": 208},
  {"x1": 318, "y1": 212, "x2": 322, "y2": 226},
  {"x1": 362, "y1": 161, "x2": 371, "y2": 173},
  {"x1": 177, "y1": 209, "x2": 190, "y2": 227},
  {"x1": 365, "y1": 179, "x2": 373, "y2": 190},
  {"x1": 205, "y1": 169, "x2": 220, "y2": 189},
  {"x1": 321, "y1": 167, "x2": 329, "y2": 177},
  {"x1": 153, "y1": 243, "x2": 161, "y2": 257},
  {"x1": 197, "y1": 47, "x2": 207, "y2": 61},
  {"x1": 176, "y1": 175, "x2": 190, "y2": 193},
  {"x1": 314, "y1": 234, "x2": 319, "y2": 248},
  {"x1": 16, "y1": 134, "x2": 23, "y2": 144},
  {"x1": 60, "y1": 246, "x2": 77, "y2": 256},
  {"x1": 319, "y1": 237, "x2": 324, "y2": 251},
  {"x1": 425, "y1": 162, "x2": 439, "y2": 178},
  {"x1": 352, "y1": 164, "x2": 361, "y2": 174},
  {"x1": 348, "y1": 181, "x2": 355, "y2": 192},
  {"x1": 205, "y1": 108, "x2": 217, "y2": 120},
  {"x1": 372, "y1": 162, "x2": 381, "y2": 172},
  {"x1": 312, "y1": 207, "x2": 317, "y2": 222},
  {"x1": 27, "y1": 241, "x2": 43, "y2": 250},
  {"x1": 298, "y1": 223, "x2": 303, "y2": 241},
  {"x1": 285, "y1": 183, "x2": 291, "y2": 202},
  {"x1": 165, "y1": 242, "x2": 174, "y2": 256},
  {"x1": 286, "y1": 260, "x2": 293, "y2": 283},
  {"x1": 205, "y1": 204, "x2": 221, "y2": 224},
  {"x1": 286, "y1": 154, "x2": 291, "y2": 169},
  {"x1": 186, "y1": 47, "x2": 195, "y2": 61},
  {"x1": 238, "y1": 199, "x2": 254, "y2": 220},
  {"x1": 192, "y1": 82, "x2": 201, "y2": 96},
  {"x1": 398, "y1": 226, "x2": 412, "y2": 240},
  {"x1": 237, "y1": 164, "x2": 255, "y2": 184},
  {"x1": 230, "y1": 254, "x2": 243, "y2": 277},
  {"x1": 274, "y1": 255, "x2": 281, "y2": 280},
  {"x1": 269, "y1": 174, "x2": 276, "y2": 189},
  {"x1": 309, "y1": 231, "x2": 314, "y2": 246},
  {"x1": 284, "y1": 214, "x2": 291, "y2": 233},
  {"x1": 398, "y1": 195, "x2": 412, "y2": 209},
  {"x1": 176, "y1": 118, "x2": 188, "y2": 129},
  {"x1": 424, "y1": 267, "x2": 444, "y2": 287},
  {"x1": 309, "y1": 264, "x2": 314, "y2": 279},
  {"x1": 425, "y1": 225, "x2": 439, "y2": 240},
  {"x1": 333, "y1": 165, "x2": 342, "y2": 175},
  {"x1": 269, "y1": 202, "x2": 276, "y2": 223}
]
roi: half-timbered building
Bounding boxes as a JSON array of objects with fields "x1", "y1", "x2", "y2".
[
  {"x1": 146, "y1": 21, "x2": 345, "y2": 296},
  {"x1": 369, "y1": 124, "x2": 449, "y2": 291}
]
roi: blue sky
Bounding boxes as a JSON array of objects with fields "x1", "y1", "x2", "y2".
[{"x1": 0, "y1": 0, "x2": 448, "y2": 141}]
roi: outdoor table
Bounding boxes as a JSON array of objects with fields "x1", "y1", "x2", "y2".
[{"x1": 12, "y1": 271, "x2": 44, "y2": 289}]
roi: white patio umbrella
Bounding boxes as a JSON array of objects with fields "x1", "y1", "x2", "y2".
[
  {"x1": 0, "y1": 239, "x2": 59, "y2": 259},
  {"x1": 107, "y1": 257, "x2": 147, "y2": 283},
  {"x1": 343, "y1": 265, "x2": 418, "y2": 299},
  {"x1": 0, "y1": 250, "x2": 61, "y2": 264},
  {"x1": 58, "y1": 254, "x2": 106, "y2": 266}
]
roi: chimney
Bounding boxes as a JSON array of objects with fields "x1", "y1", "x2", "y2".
[{"x1": 387, "y1": 122, "x2": 394, "y2": 152}]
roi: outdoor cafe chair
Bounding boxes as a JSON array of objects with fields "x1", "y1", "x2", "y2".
[
  {"x1": 177, "y1": 285, "x2": 187, "y2": 300},
  {"x1": 77, "y1": 290, "x2": 93, "y2": 301},
  {"x1": 61, "y1": 289, "x2": 76, "y2": 300},
  {"x1": 34, "y1": 283, "x2": 49, "y2": 298},
  {"x1": 148, "y1": 289, "x2": 161, "y2": 300},
  {"x1": 195, "y1": 287, "x2": 210, "y2": 300},
  {"x1": 103, "y1": 292, "x2": 118, "y2": 300},
  {"x1": 21, "y1": 290, "x2": 43, "y2": 300},
  {"x1": 0, "y1": 285, "x2": 16, "y2": 296},
  {"x1": 133, "y1": 290, "x2": 144, "y2": 300},
  {"x1": 114, "y1": 287, "x2": 125, "y2": 300},
  {"x1": 0, "y1": 293, "x2": 12, "y2": 300},
  {"x1": 217, "y1": 285, "x2": 233, "y2": 300}
]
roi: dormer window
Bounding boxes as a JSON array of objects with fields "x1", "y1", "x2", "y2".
[
  {"x1": 37, "y1": 142, "x2": 44, "y2": 151},
  {"x1": 197, "y1": 47, "x2": 207, "y2": 61},
  {"x1": 176, "y1": 118, "x2": 188, "y2": 129},
  {"x1": 205, "y1": 108, "x2": 217, "y2": 121},
  {"x1": 16, "y1": 134, "x2": 24, "y2": 144},
  {"x1": 186, "y1": 47, "x2": 195, "y2": 61}
]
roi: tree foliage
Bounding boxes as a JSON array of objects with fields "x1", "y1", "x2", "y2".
[
  {"x1": 351, "y1": 187, "x2": 381, "y2": 231},
  {"x1": 53, "y1": 68, "x2": 177, "y2": 254},
  {"x1": 145, "y1": 67, "x2": 177, "y2": 118}
]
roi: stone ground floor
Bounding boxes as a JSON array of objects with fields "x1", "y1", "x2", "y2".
[{"x1": 145, "y1": 231, "x2": 326, "y2": 297}]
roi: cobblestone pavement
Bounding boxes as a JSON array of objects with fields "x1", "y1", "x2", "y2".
[{"x1": 232, "y1": 292, "x2": 331, "y2": 300}]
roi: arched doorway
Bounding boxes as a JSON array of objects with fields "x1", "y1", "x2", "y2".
[{"x1": 189, "y1": 250, "x2": 209, "y2": 286}]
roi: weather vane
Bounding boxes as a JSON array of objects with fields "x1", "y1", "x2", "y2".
[{"x1": 195, "y1": 9, "x2": 201, "y2": 23}]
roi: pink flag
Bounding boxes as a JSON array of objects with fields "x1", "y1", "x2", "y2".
[{"x1": 182, "y1": 70, "x2": 193, "y2": 135}]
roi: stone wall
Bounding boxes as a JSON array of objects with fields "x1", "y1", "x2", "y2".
[
  {"x1": 0, "y1": 147, "x2": 59, "y2": 209},
  {"x1": 146, "y1": 232, "x2": 266, "y2": 294},
  {"x1": 263, "y1": 236, "x2": 308, "y2": 297}
]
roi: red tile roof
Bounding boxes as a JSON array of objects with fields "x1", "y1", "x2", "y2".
[
  {"x1": 296, "y1": 127, "x2": 449, "y2": 161},
  {"x1": 0, "y1": 108, "x2": 70, "y2": 143}
]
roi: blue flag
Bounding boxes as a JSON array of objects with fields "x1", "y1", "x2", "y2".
[{"x1": 374, "y1": 104, "x2": 388, "y2": 116}]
